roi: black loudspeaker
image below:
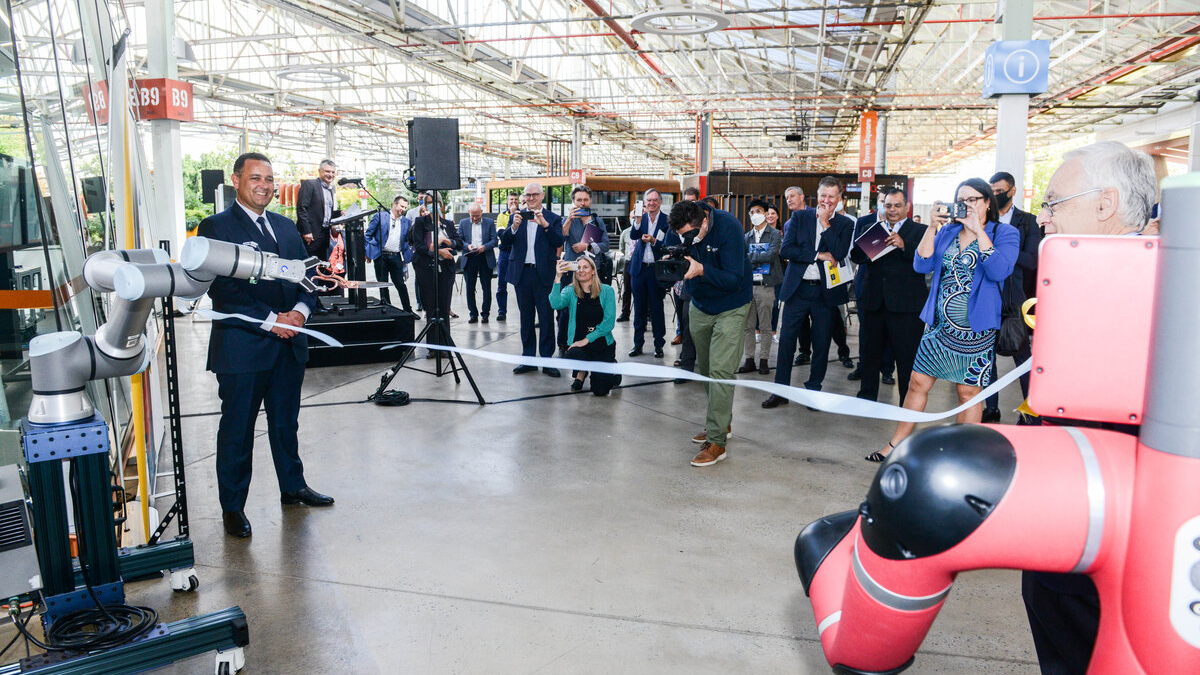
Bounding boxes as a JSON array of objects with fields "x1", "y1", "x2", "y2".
[
  {"x1": 200, "y1": 169, "x2": 224, "y2": 205},
  {"x1": 81, "y1": 176, "x2": 106, "y2": 213},
  {"x1": 407, "y1": 118, "x2": 460, "y2": 190}
]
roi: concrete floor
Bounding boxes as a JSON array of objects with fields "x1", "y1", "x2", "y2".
[{"x1": 5, "y1": 286, "x2": 1042, "y2": 674}]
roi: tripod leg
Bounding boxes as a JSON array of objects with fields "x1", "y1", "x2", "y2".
[
  {"x1": 374, "y1": 321, "x2": 432, "y2": 396},
  {"x1": 454, "y1": 350, "x2": 485, "y2": 405}
]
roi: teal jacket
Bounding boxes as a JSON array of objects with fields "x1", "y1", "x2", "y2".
[{"x1": 549, "y1": 282, "x2": 616, "y2": 346}]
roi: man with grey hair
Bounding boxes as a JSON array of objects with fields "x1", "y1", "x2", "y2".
[
  {"x1": 500, "y1": 182, "x2": 564, "y2": 376},
  {"x1": 1023, "y1": 139, "x2": 1156, "y2": 675},
  {"x1": 459, "y1": 202, "x2": 498, "y2": 323},
  {"x1": 297, "y1": 159, "x2": 339, "y2": 259}
]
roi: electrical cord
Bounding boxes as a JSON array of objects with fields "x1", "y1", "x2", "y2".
[{"x1": 1, "y1": 607, "x2": 34, "y2": 659}]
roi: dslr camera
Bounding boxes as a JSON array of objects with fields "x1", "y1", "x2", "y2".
[{"x1": 654, "y1": 230, "x2": 698, "y2": 285}]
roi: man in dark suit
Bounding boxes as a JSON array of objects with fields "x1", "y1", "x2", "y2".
[
  {"x1": 983, "y1": 170, "x2": 1042, "y2": 423},
  {"x1": 295, "y1": 159, "x2": 340, "y2": 259},
  {"x1": 459, "y1": 202, "x2": 498, "y2": 323},
  {"x1": 763, "y1": 176, "x2": 854, "y2": 408},
  {"x1": 365, "y1": 195, "x2": 413, "y2": 312},
  {"x1": 850, "y1": 186, "x2": 928, "y2": 403},
  {"x1": 199, "y1": 152, "x2": 333, "y2": 539},
  {"x1": 499, "y1": 182, "x2": 564, "y2": 377},
  {"x1": 627, "y1": 188, "x2": 679, "y2": 358}
]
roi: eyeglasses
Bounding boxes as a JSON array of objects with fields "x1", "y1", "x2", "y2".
[
  {"x1": 1040, "y1": 188, "x2": 1102, "y2": 218},
  {"x1": 959, "y1": 195, "x2": 988, "y2": 205},
  {"x1": 524, "y1": 192, "x2": 542, "y2": 197}
]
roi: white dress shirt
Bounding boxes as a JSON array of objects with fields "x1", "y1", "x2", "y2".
[
  {"x1": 470, "y1": 219, "x2": 483, "y2": 249},
  {"x1": 525, "y1": 211, "x2": 538, "y2": 264},
  {"x1": 321, "y1": 180, "x2": 334, "y2": 226},
  {"x1": 803, "y1": 219, "x2": 821, "y2": 280},
  {"x1": 383, "y1": 213, "x2": 404, "y2": 253}
]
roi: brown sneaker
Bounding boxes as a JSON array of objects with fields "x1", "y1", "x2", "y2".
[
  {"x1": 691, "y1": 425, "x2": 732, "y2": 444},
  {"x1": 691, "y1": 441, "x2": 727, "y2": 467}
]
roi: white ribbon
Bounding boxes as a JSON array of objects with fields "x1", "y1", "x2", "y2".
[
  {"x1": 387, "y1": 342, "x2": 1030, "y2": 423},
  {"x1": 189, "y1": 307, "x2": 345, "y2": 348}
]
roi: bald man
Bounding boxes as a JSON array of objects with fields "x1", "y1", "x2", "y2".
[{"x1": 459, "y1": 203, "x2": 498, "y2": 323}]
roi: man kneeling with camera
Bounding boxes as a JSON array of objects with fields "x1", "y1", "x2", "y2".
[{"x1": 665, "y1": 200, "x2": 754, "y2": 467}]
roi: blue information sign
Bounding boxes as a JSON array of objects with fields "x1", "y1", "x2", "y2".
[{"x1": 983, "y1": 40, "x2": 1050, "y2": 98}]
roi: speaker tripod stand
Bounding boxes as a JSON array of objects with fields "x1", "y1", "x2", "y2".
[{"x1": 371, "y1": 197, "x2": 485, "y2": 406}]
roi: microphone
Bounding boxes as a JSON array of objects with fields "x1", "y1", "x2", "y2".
[{"x1": 338, "y1": 177, "x2": 363, "y2": 186}]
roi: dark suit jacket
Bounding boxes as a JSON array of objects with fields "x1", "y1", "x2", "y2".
[
  {"x1": 364, "y1": 211, "x2": 413, "y2": 263},
  {"x1": 744, "y1": 225, "x2": 783, "y2": 287},
  {"x1": 199, "y1": 204, "x2": 317, "y2": 374},
  {"x1": 499, "y1": 207, "x2": 564, "y2": 287},
  {"x1": 296, "y1": 179, "x2": 339, "y2": 240},
  {"x1": 1005, "y1": 207, "x2": 1041, "y2": 304},
  {"x1": 408, "y1": 216, "x2": 461, "y2": 271},
  {"x1": 457, "y1": 216, "x2": 498, "y2": 270},
  {"x1": 779, "y1": 209, "x2": 853, "y2": 305},
  {"x1": 627, "y1": 211, "x2": 678, "y2": 277},
  {"x1": 849, "y1": 216, "x2": 928, "y2": 313}
]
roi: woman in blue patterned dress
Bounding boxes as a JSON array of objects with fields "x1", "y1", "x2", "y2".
[{"x1": 867, "y1": 178, "x2": 1020, "y2": 462}]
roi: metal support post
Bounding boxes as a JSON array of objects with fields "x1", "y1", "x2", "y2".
[{"x1": 994, "y1": 0, "x2": 1034, "y2": 191}]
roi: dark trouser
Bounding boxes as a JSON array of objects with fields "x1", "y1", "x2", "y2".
[
  {"x1": 305, "y1": 229, "x2": 330, "y2": 260},
  {"x1": 776, "y1": 284, "x2": 833, "y2": 390},
  {"x1": 1022, "y1": 571, "x2": 1099, "y2": 675},
  {"x1": 631, "y1": 268, "x2": 666, "y2": 350},
  {"x1": 514, "y1": 267, "x2": 555, "y2": 357},
  {"x1": 674, "y1": 289, "x2": 696, "y2": 370},
  {"x1": 375, "y1": 253, "x2": 412, "y2": 311},
  {"x1": 556, "y1": 270, "x2": 575, "y2": 352},
  {"x1": 566, "y1": 340, "x2": 619, "y2": 395},
  {"x1": 856, "y1": 308, "x2": 924, "y2": 403},
  {"x1": 215, "y1": 348, "x2": 307, "y2": 512},
  {"x1": 463, "y1": 255, "x2": 493, "y2": 319},
  {"x1": 496, "y1": 249, "x2": 510, "y2": 315},
  {"x1": 986, "y1": 342, "x2": 1033, "y2": 410},
  {"x1": 799, "y1": 305, "x2": 849, "y2": 360},
  {"x1": 415, "y1": 262, "x2": 454, "y2": 327},
  {"x1": 620, "y1": 268, "x2": 632, "y2": 316}
]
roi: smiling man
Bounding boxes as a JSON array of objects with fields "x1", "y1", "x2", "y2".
[{"x1": 198, "y1": 152, "x2": 333, "y2": 539}]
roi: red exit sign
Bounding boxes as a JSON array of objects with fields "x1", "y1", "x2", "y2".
[{"x1": 81, "y1": 78, "x2": 194, "y2": 125}]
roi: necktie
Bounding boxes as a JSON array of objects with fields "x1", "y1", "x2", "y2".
[{"x1": 257, "y1": 216, "x2": 278, "y2": 251}]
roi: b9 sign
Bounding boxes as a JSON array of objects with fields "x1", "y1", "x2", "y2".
[{"x1": 81, "y1": 78, "x2": 194, "y2": 125}]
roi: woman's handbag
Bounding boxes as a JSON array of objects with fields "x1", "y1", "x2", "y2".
[{"x1": 995, "y1": 281, "x2": 1029, "y2": 357}]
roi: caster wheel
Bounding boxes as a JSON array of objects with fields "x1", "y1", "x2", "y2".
[
  {"x1": 215, "y1": 646, "x2": 245, "y2": 674},
  {"x1": 171, "y1": 568, "x2": 200, "y2": 592},
  {"x1": 217, "y1": 665, "x2": 230, "y2": 675}
]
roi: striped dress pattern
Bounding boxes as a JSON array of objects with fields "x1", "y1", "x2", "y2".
[{"x1": 912, "y1": 237, "x2": 996, "y2": 387}]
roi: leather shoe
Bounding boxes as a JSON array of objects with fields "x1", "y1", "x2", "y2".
[
  {"x1": 671, "y1": 335, "x2": 683, "y2": 345},
  {"x1": 653, "y1": 348, "x2": 665, "y2": 358},
  {"x1": 794, "y1": 353, "x2": 811, "y2": 366},
  {"x1": 628, "y1": 346, "x2": 644, "y2": 357},
  {"x1": 758, "y1": 359, "x2": 770, "y2": 375},
  {"x1": 223, "y1": 511, "x2": 252, "y2": 538},
  {"x1": 616, "y1": 314, "x2": 630, "y2": 322},
  {"x1": 468, "y1": 316, "x2": 478, "y2": 324},
  {"x1": 513, "y1": 365, "x2": 537, "y2": 374},
  {"x1": 281, "y1": 487, "x2": 335, "y2": 507},
  {"x1": 982, "y1": 408, "x2": 1002, "y2": 423},
  {"x1": 847, "y1": 368, "x2": 862, "y2": 381},
  {"x1": 543, "y1": 367, "x2": 561, "y2": 378},
  {"x1": 881, "y1": 374, "x2": 896, "y2": 385},
  {"x1": 482, "y1": 316, "x2": 489, "y2": 324},
  {"x1": 762, "y1": 394, "x2": 789, "y2": 409},
  {"x1": 736, "y1": 358, "x2": 756, "y2": 374},
  {"x1": 841, "y1": 357, "x2": 855, "y2": 369},
  {"x1": 497, "y1": 314, "x2": 506, "y2": 322}
]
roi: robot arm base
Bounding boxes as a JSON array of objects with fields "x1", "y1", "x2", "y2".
[
  {"x1": 833, "y1": 658, "x2": 915, "y2": 675},
  {"x1": 796, "y1": 510, "x2": 858, "y2": 595}
]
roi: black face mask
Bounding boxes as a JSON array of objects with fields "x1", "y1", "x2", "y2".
[{"x1": 996, "y1": 191, "x2": 1013, "y2": 210}]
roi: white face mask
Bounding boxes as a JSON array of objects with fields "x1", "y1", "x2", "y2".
[{"x1": 750, "y1": 212, "x2": 766, "y2": 227}]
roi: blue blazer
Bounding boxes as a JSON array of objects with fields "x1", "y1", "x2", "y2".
[
  {"x1": 914, "y1": 220, "x2": 1020, "y2": 332},
  {"x1": 457, "y1": 216, "x2": 498, "y2": 271},
  {"x1": 778, "y1": 209, "x2": 854, "y2": 305},
  {"x1": 499, "y1": 207, "x2": 564, "y2": 287},
  {"x1": 628, "y1": 211, "x2": 678, "y2": 277},
  {"x1": 364, "y1": 211, "x2": 413, "y2": 263},
  {"x1": 199, "y1": 204, "x2": 317, "y2": 374}
]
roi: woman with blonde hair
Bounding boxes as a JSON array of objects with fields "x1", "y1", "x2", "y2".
[{"x1": 550, "y1": 253, "x2": 621, "y2": 395}]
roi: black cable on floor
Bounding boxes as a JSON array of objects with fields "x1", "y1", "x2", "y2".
[{"x1": 0, "y1": 608, "x2": 33, "y2": 658}]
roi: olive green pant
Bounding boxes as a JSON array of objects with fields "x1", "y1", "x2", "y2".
[{"x1": 689, "y1": 300, "x2": 752, "y2": 447}]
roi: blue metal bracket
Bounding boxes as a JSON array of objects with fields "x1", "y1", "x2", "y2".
[
  {"x1": 21, "y1": 414, "x2": 110, "y2": 464},
  {"x1": 41, "y1": 581, "x2": 125, "y2": 626}
]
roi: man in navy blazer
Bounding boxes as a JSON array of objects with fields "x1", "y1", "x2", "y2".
[
  {"x1": 458, "y1": 203, "x2": 498, "y2": 323},
  {"x1": 499, "y1": 182, "x2": 564, "y2": 376},
  {"x1": 627, "y1": 188, "x2": 679, "y2": 358},
  {"x1": 365, "y1": 195, "x2": 413, "y2": 312},
  {"x1": 764, "y1": 177, "x2": 854, "y2": 408},
  {"x1": 199, "y1": 152, "x2": 333, "y2": 539}
]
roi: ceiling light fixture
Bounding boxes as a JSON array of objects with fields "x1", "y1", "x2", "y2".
[
  {"x1": 631, "y1": 5, "x2": 730, "y2": 35},
  {"x1": 276, "y1": 65, "x2": 350, "y2": 84}
]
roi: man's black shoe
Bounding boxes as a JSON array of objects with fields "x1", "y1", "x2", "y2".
[
  {"x1": 482, "y1": 316, "x2": 489, "y2": 324},
  {"x1": 881, "y1": 374, "x2": 896, "y2": 385},
  {"x1": 616, "y1": 314, "x2": 630, "y2": 323},
  {"x1": 543, "y1": 367, "x2": 562, "y2": 378},
  {"x1": 653, "y1": 348, "x2": 665, "y2": 358},
  {"x1": 628, "y1": 346, "x2": 644, "y2": 357},
  {"x1": 281, "y1": 487, "x2": 335, "y2": 507},
  {"x1": 223, "y1": 511, "x2": 252, "y2": 538},
  {"x1": 794, "y1": 353, "x2": 811, "y2": 366},
  {"x1": 982, "y1": 408, "x2": 1002, "y2": 423},
  {"x1": 841, "y1": 357, "x2": 855, "y2": 369},
  {"x1": 497, "y1": 314, "x2": 506, "y2": 322},
  {"x1": 314, "y1": 304, "x2": 332, "y2": 316},
  {"x1": 847, "y1": 368, "x2": 862, "y2": 381},
  {"x1": 468, "y1": 316, "x2": 479, "y2": 324},
  {"x1": 513, "y1": 365, "x2": 537, "y2": 374},
  {"x1": 762, "y1": 394, "x2": 789, "y2": 409}
]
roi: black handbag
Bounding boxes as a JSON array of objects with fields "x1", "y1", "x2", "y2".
[
  {"x1": 596, "y1": 252, "x2": 614, "y2": 285},
  {"x1": 995, "y1": 280, "x2": 1029, "y2": 357}
]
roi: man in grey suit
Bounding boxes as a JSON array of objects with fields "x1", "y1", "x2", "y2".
[
  {"x1": 458, "y1": 203, "x2": 498, "y2": 323},
  {"x1": 738, "y1": 199, "x2": 783, "y2": 375}
]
